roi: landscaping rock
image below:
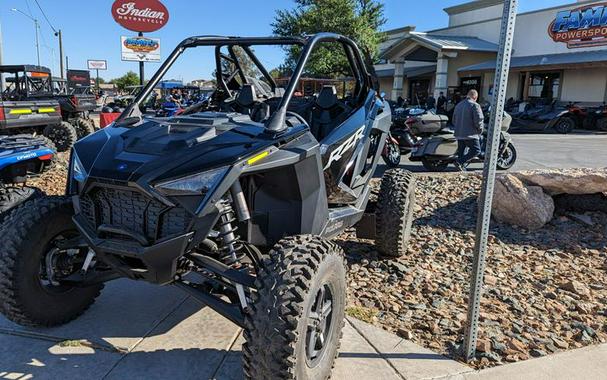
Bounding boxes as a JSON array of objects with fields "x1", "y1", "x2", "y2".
[
  {"x1": 514, "y1": 168, "x2": 607, "y2": 195},
  {"x1": 492, "y1": 174, "x2": 554, "y2": 229}
]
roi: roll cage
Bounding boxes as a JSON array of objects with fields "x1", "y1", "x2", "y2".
[
  {"x1": 123, "y1": 33, "x2": 373, "y2": 133},
  {"x1": 0, "y1": 65, "x2": 54, "y2": 100}
]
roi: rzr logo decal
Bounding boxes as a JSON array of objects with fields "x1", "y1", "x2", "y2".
[{"x1": 323, "y1": 126, "x2": 365, "y2": 170}]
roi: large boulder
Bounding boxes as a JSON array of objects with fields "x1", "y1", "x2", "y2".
[
  {"x1": 492, "y1": 174, "x2": 554, "y2": 230},
  {"x1": 513, "y1": 168, "x2": 607, "y2": 195}
]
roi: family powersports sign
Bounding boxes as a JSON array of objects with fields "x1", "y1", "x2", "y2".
[{"x1": 549, "y1": 2, "x2": 607, "y2": 49}]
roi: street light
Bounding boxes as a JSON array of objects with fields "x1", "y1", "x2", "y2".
[{"x1": 11, "y1": 8, "x2": 41, "y2": 67}]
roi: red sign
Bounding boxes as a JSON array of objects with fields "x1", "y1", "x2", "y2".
[
  {"x1": 111, "y1": 0, "x2": 169, "y2": 33},
  {"x1": 548, "y1": 2, "x2": 607, "y2": 49}
]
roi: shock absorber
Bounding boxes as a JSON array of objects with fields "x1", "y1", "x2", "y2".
[{"x1": 217, "y1": 200, "x2": 244, "y2": 266}]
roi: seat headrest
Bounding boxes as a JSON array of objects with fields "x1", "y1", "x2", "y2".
[
  {"x1": 237, "y1": 84, "x2": 257, "y2": 107},
  {"x1": 316, "y1": 85, "x2": 338, "y2": 109}
]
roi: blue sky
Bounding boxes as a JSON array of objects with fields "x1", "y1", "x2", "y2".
[{"x1": 0, "y1": 0, "x2": 573, "y2": 82}]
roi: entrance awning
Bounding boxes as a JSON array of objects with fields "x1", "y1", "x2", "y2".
[
  {"x1": 381, "y1": 32, "x2": 498, "y2": 60},
  {"x1": 458, "y1": 50, "x2": 607, "y2": 72}
]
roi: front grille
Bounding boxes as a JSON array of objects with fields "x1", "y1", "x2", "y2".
[{"x1": 80, "y1": 185, "x2": 191, "y2": 244}]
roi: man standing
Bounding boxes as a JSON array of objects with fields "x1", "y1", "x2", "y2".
[
  {"x1": 452, "y1": 89, "x2": 483, "y2": 171},
  {"x1": 437, "y1": 91, "x2": 447, "y2": 114}
]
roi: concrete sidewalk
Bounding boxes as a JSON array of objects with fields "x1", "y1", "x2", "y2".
[{"x1": 0, "y1": 279, "x2": 604, "y2": 379}]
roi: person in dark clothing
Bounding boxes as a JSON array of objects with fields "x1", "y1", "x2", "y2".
[
  {"x1": 437, "y1": 91, "x2": 447, "y2": 114},
  {"x1": 452, "y1": 89, "x2": 484, "y2": 171},
  {"x1": 426, "y1": 94, "x2": 436, "y2": 110},
  {"x1": 397, "y1": 96, "x2": 405, "y2": 108}
]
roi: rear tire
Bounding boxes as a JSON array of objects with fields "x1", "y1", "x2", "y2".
[
  {"x1": 73, "y1": 117, "x2": 95, "y2": 139},
  {"x1": 0, "y1": 186, "x2": 44, "y2": 223},
  {"x1": 243, "y1": 235, "x2": 346, "y2": 380},
  {"x1": 375, "y1": 169, "x2": 416, "y2": 258},
  {"x1": 43, "y1": 122, "x2": 77, "y2": 152},
  {"x1": 0, "y1": 196, "x2": 103, "y2": 327},
  {"x1": 421, "y1": 158, "x2": 449, "y2": 172},
  {"x1": 597, "y1": 118, "x2": 607, "y2": 132},
  {"x1": 554, "y1": 117, "x2": 575, "y2": 134}
]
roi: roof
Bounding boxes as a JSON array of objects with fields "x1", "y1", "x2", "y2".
[
  {"x1": 0, "y1": 65, "x2": 51, "y2": 74},
  {"x1": 444, "y1": 0, "x2": 504, "y2": 16},
  {"x1": 459, "y1": 50, "x2": 607, "y2": 72},
  {"x1": 375, "y1": 65, "x2": 436, "y2": 79},
  {"x1": 381, "y1": 32, "x2": 498, "y2": 59}
]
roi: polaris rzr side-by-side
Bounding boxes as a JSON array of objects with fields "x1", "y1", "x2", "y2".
[
  {"x1": 0, "y1": 134, "x2": 55, "y2": 221},
  {"x1": 0, "y1": 34, "x2": 416, "y2": 379}
]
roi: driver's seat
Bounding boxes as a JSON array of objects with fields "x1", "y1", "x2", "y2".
[
  {"x1": 234, "y1": 84, "x2": 269, "y2": 122},
  {"x1": 311, "y1": 86, "x2": 345, "y2": 140}
]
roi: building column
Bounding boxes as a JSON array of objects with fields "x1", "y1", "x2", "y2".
[
  {"x1": 522, "y1": 71, "x2": 531, "y2": 100},
  {"x1": 391, "y1": 60, "x2": 405, "y2": 100},
  {"x1": 434, "y1": 54, "x2": 449, "y2": 98}
]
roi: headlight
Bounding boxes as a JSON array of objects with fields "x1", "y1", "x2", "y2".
[
  {"x1": 71, "y1": 152, "x2": 87, "y2": 183},
  {"x1": 154, "y1": 167, "x2": 227, "y2": 197}
]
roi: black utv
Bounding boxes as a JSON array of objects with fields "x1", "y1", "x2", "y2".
[
  {"x1": 52, "y1": 70, "x2": 97, "y2": 137},
  {"x1": 0, "y1": 65, "x2": 78, "y2": 151},
  {"x1": 0, "y1": 34, "x2": 416, "y2": 379}
]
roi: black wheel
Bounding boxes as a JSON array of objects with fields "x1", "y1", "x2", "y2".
[
  {"x1": 244, "y1": 235, "x2": 346, "y2": 380},
  {"x1": 73, "y1": 117, "x2": 95, "y2": 139},
  {"x1": 421, "y1": 158, "x2": 449, "y2": 172},
  {"x1": 43, "y1": 122, "x2": 77, "y2": 152},
  {"x1": 382, "y1": 138, "x2": 401, "y2": 168},
  {"x1": 496, "y1": 143, "x2": 517, "y2": 170},
  {"x1": 554, "y1": 117, "x2": 575, "y2": 134},
  {"x1": 0, "y1": 186, "x2": 44, "y2": 223},
  {"x1": 597, "y1": 118, "x2": 607, "y2": 132},
  {"x1": 0, "y1": 196, "x2": 103, "y2": 327},
  {"x1": 375, "y1": 169, "x2": 416, "y2": 258}
]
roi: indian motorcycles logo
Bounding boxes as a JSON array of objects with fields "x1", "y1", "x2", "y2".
[{"x1": 548, "y1": 3, "x2": 607, "y2": 48}]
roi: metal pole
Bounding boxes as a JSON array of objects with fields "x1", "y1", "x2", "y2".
[
  {"x1": 66, "y1": 55, "x2": 69, "y2": 71},
  {"x1": 57, "y1": 29, "x2": 64, "y2": 78},
  {"x1": 96, "y1": 69, "x2": 100, "y2": 92},
  {"x1": 138, "y1": 32, "x2": 144, "y2": 85},
  {"x1": 0, "y1": 18, "x2": 4, "y2": 93},
  {"x1": 34, "y1": 19, "x2": 40, "y2": 67},
  {"x1": 463, "y1": 0, "x2": 518, "y2": 362}
]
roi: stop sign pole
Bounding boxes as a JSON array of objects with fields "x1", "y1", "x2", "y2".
[{"x1": 463, "y1": 0, "x2": 518, "y2": 362}]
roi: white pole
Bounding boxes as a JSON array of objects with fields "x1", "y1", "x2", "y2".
[{"x1": 35, "y1": 19, "x2": 41, "y2": 67}]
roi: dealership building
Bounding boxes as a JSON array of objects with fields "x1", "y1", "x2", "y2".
[{"x1": 376, "y1": 0, "x2": 607, "y2": 105}]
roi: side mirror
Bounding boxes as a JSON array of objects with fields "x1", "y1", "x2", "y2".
[{"x1": 379, "y1": 91, "x2": 386, "y2": 100}]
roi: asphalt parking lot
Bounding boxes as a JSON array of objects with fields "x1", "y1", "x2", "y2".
[{"x1": 391, "y1": 131, "x2": 607, "y2": 173}]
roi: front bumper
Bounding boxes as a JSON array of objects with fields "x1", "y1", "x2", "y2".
[{"x1": 73, "y1": 213, "x2": 193, "y2": 284}]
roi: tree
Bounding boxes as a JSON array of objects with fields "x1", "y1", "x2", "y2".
[
  {"x1": 272, "y1": 0, "x2": 386, "y2": 78},
  {"x1": 110, "y1": 71, "x2": 140, "y2": 92}
]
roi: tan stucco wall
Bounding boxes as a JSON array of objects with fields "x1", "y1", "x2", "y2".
[
  {"x1": 448, "y1": 51, "x2": 496, "y2": 88},
  {"x1": 379, "y1": 77, "x2": 394, "y2": 99},
  {"x1": 561, "y1": 68, "x2": 607, "y2": 103}
]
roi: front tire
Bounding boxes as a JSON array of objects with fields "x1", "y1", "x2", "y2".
[
  {"x1": 382, "y1": 138, "x2": 401, "y2": 168},
  {"x1": 243, "y1": 235, "x2": 346, "y2": 380},
  {"x1": 43, "y1": 122, "x2": 77, "y2": 152},
  {"x1": 375, "y1": 169, "x2": 416, "y2": 258},
  {"x1": 597, "y1": 118, "x2": 607, "y2": 132},
  {"x1": 497, "y1": 143, "x2": 517, "y2": 170},
  {"x1": 0, "y1": 196, "x2": 103, "y2": 327}
]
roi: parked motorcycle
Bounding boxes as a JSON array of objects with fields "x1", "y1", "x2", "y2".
[
  {"x1": 409, "y1": 112, "x2": 517, "y2": 172},
  {"x1": 390, "y1": 107, "x2": 420, "y2": 155},
  {"x1": 381, "y1": 133, "x2": 401, "y2": 168}
]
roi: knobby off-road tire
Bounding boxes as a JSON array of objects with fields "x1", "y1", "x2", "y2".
[
  {"x1": 243, "y1": 235, "x2": 346, "y2": 380},
  {"x1": 0, "y1": 196, "x2": 103, "y2": 327},
  {"x1": 0, "y1": 186, "x2": 44, "y2": 223},
  {"x1": 73, "y1": 117, "x2": 95, "y2": 139},
  {"x1": 43, "y1": 122, "x2": 77, "y2": 152},
  {"x1": 375, "y1": 169, "x2": 416, "y2": 258}
]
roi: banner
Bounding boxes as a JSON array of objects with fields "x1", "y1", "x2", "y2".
[
  {"x1": 121, "y1": 36, "x2": 161, "y2": 62},
  {"x1": 87, "y1": 60, "x2": 107, "y2": 70}
]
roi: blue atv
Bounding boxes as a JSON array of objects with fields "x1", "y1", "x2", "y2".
[{"x1": 0, "y1": 134, "x2": 56, "y2": 221}]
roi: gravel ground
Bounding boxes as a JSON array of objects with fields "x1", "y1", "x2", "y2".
[
  {"x1": 339, "y1": 174, "x2": 607, "y2": 368},
  {"x1": 29, "y1": 155, "x2": 607, "y2": 368}
]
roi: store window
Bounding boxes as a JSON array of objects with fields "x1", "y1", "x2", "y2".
[{"x1": 527, "y1": 72, "x2": 560, "y2": 100}]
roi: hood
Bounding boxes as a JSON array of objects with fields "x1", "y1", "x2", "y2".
[{"x1": 73, "y1": 112, "x2": 279, "y2": 184}]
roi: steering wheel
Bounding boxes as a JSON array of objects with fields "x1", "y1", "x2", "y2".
[{"x1": 285, "y1": 111, "x2": 309, "y2": 128}]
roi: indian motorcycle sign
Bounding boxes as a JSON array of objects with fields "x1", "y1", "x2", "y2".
[
  {"x1": 111, "y1": 0, "x2": 169, "y2": 33},
  {"x1": 549, "y1": 2, "x2": 607, "y2": 48}
]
